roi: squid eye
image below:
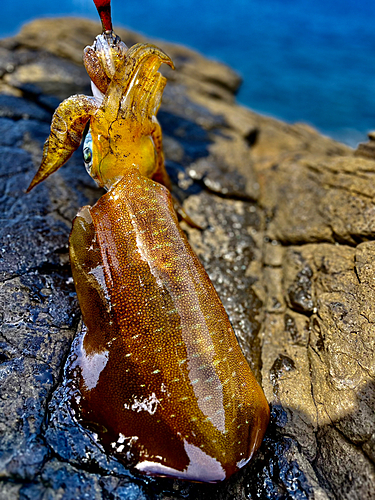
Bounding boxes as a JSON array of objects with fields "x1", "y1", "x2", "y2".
[
  {"x1": 83, "y1": 147, "x2": 92, "y2": 164},
  {"x1": 83, "y1": 129, "x2": 93, "y2": 175}
]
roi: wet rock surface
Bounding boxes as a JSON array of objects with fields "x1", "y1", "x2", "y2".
[{"x1": 0, "y1": 17, "x2": 374, "y2": 499}]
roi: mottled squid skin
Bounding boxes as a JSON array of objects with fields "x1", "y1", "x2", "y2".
[
  {"x1": 27, "y1": 5, "x2": 269, "y2": 482},
  {"x1": 68, "y1": 170, "x2": 269, "y2": 481}
]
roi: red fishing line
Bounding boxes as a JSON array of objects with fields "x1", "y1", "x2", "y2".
[{"x1": 93, "y1": 0, "x2": 112, "y2": 32}]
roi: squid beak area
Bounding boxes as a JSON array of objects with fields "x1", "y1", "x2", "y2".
[
  {"x1": 93, "y1": 32, "x2": 128, "y2": 79},
  {"x1": 84, "y1": 31, "x2": 128, "y2": 95}
]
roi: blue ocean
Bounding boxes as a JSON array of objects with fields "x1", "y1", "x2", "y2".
[{"x1": 1, "y1": 0, "x2": 375, "y2": 146}]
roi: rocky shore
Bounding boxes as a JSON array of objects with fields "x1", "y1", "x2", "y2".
[{"x1": 0, "y1": 17, "x2": 374, "y2": 499}]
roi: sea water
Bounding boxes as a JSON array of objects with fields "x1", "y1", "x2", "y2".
[{"x1": 1, "y1": 0, "x2": 374, "y2": 146}]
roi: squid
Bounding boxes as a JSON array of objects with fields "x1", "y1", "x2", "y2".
[{"x1": 27, "y1": 0, "x2": 269, "y2": 482}]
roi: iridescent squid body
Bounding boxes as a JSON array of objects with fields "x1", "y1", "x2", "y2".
[{"x1": 27, "y1": 8, "x2": 269, "y2": 482}]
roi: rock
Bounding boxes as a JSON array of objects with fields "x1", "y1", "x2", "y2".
[
  {"x1": 259, "y1": 155, "x2": 375, "y2": 244},
  {"x1": 355, "y1": 130, "x2": 375, "y2": 159},
  {"x1": 0, "y1": 16, "x2": 374, "y2": 500}
]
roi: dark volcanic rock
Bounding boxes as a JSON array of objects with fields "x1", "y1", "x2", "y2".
[{"x1": 1, "y1": 16, "x2": 374, "y2": 500}]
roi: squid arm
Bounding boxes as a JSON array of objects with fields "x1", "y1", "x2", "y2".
[{"x1": 26, "y1": 95, "x2": 98, "y2": 192}]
